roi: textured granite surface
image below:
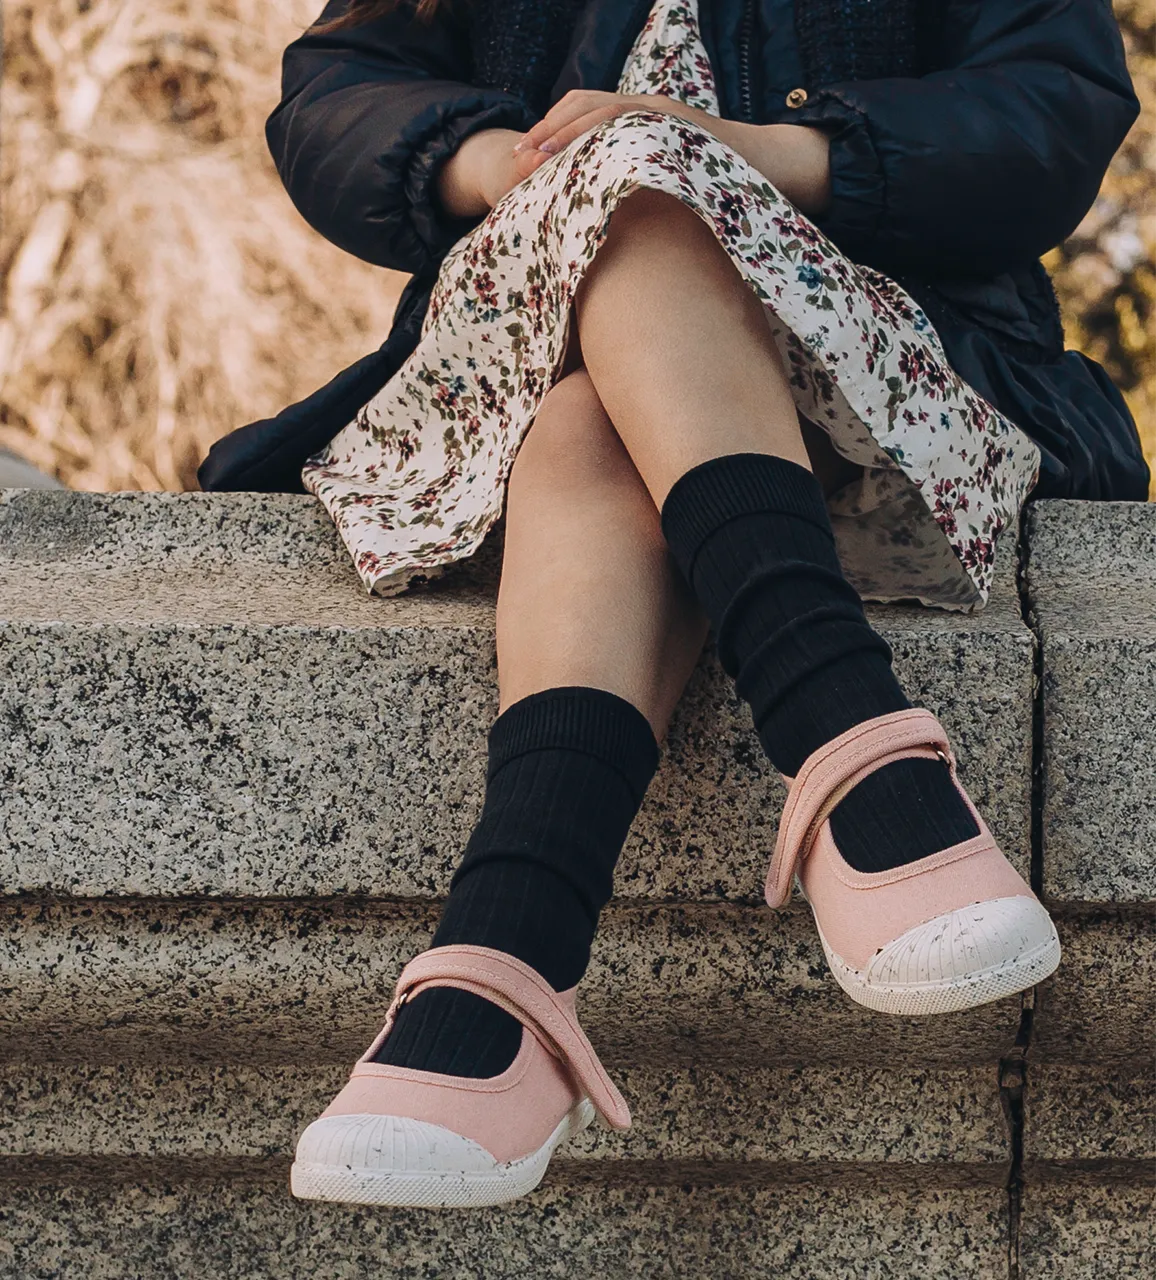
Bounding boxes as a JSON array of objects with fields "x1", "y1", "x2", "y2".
[
  {"x1": 1018, "y1": 1185, "x2": 1155, "y2": 1279},
  {"x1": 1032, "y1": 911, "x2": 1156, "y2": 1064},
  {"x1": 1023, "y1": 1066, "x2": 1154, "y2": 1167},
  {"x1": 0, "y1": 491, "x2": 1033, "y2": 900},
  {"x1": 0, "y1": 1062, "x2": 1008, "y2": 1167},
  {"x1": 1025, "y1": 501, "x2": 1156, "y2": 904},
  {"x1": 0, "y1": 1181, "x2": 1010, "y2": 1279},
  {"x1": 0, "y1": 489, "x2": 356, "y2": 573},
  {"x1": 0, "y1": 899, "x2": 1025, "y2": 1066}
]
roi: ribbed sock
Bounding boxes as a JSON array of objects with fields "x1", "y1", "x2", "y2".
[
  {"x1": 374, "y1": 686, "x2": 659, "y2": 1078},
  {"x1": 659, "y1": 452, "x2": 977, "y2": 871}
]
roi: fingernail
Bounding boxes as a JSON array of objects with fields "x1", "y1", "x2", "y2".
[
  {"x1": 513, "y1": 137, "x2": 527, "y2": 152},
  {"x1": 538, "y1": 140, "x2": 558, "y2": 154}
]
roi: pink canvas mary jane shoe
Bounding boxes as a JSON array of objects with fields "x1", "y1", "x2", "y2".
[
  {"x1": 766, "y1": 709, "x2": 1061, "y2": 1016},
  {"x1": 290, "y1": 944, "x2": 630, "y2": 1208}
]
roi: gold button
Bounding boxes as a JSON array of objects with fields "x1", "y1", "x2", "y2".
[{"x1": 785, "y1": 88, "x2": 809, "y2": 109}]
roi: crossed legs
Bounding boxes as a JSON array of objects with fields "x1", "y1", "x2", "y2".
[{"x1": 375, "y1": 187, "x2": 977, "y2": 1081}]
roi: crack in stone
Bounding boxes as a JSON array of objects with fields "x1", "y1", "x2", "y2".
[{"x1": 1004, "y1": 521, "x2": 1044, "y2": 1280}]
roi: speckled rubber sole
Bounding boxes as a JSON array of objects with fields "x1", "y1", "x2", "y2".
[
  {"x1": 290, "y1": 1098, "x2": 595, "y2": 1209},
  {"x1": 814, "y1": 895, "x2": 1062, "y2": 1016}
]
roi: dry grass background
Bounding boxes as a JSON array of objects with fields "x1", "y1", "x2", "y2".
[
  {"x1": 0, "y1": 0, "x2": 404, "y2": 490},
  {"x1": 0, "y1": 0, "x2": 1153, "y2": 494}
]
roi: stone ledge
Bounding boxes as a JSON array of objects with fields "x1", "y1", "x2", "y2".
[
  {"x1": 1018, "y1": 1184, "x2": 1155, "y2": 1280},
  {"x1": 0, "y1": 489, "x2": 1033, "y2": 899},
  {"x1": 1032, "y1": 911, "x2": 1156, "y2": 1065},
  {"x1": 0, "y1": 899, "x2": 1024, "y2": 1067},
  {"x1": 0, "y1": 1063, "x2": 1008, "y2": 1169},
  {"x1": 1025, "y1": 501, "x2": 1156, "y2": 905},
  {"x1": 0, "y1": 1182, "x2": 1011, "y2": 1279},
  {"x1": 0, "y1": 1155, "x2": 1011, "y2": 1190},
  {"x1": 1024, "y1": 1065, "x2": 1154, "y2": 1165},
  {"x1": 0, "y1": 489, "x2": 354, "y2": 574}
]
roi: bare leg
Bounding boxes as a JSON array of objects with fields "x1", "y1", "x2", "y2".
[
  {"x1": 497, "y1": 369, "x2": 709, "y2": 739},
  {"x1": 574, "y1": 189, "x2": 857, "y2": 506},
  {"x1": 570, "y1": 184, "x2": 990, "y2": 903}
]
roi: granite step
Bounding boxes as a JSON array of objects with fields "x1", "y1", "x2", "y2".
[
  {"x1": 0, "y1": 488, "x2": 1034, "y2": 900},
  {"x1": 0, "y1": 898, "x2": 1026, "y2": 1067},
  {"x1": 1018, "y1": 1184, "x2": 1155, "y2": 1280},
  {"x1": 1, "y1": 489, "x2": 1153, "y2": 1278},
  {"x1": 1022, "y1": 502, "x2": 1156, "y2": 1067},
  {"x1": 1017, "y1": 501, "x2": 1156, "y2": 1280},
  {"x1": 0, "y1": 1061, "x2": 1009, "y2": 1175},
  {"x1": 0, "y1": 1179, "x2": 1013, "y2": 1280},
  {"x1": 0, "y1": 491, "x2": 1035, "y2": 1056},
  {"x1": 1018, "y1": 1058, "x2": 1154, "y2": 1278},
  {"x1": 1023, "y1": 500, "x2": 1156, "y2": 907}
]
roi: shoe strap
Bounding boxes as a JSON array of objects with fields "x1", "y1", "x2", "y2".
[
  {"x1": 376, "y1": 944, "x2": 631, "y2": 1131},
  {"x1": 765, "y1": 708, "x2": 955, "y2": 908}
]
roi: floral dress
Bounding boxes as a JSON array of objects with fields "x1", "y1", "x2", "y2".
[{"x1": 302, "y1": 0, "x2": 1041, "y2": 612}]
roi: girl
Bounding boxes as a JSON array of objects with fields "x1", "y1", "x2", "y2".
[{"x1": 200, "y1": 0, "x2": 1147, "y2": 1209}]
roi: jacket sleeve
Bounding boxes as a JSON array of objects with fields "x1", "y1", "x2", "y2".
[
  {"x1": 792, "y1": 0, "x2": 1140, "y2": 278},
  {"x1": 267, "y1": 0, "x2": 538, "y2": 274}
]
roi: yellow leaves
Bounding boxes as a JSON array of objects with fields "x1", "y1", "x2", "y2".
[{"x1": 1050, "y1": 1, "x2": 1155, "y2": 494}]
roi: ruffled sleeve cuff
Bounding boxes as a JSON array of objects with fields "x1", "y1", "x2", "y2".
[
  {"x1": 789, "y1": 88, "x2": 887, "y2": 263},
  {"x1": 404, "y1": 94, "x2": 539, "y2": 271}
]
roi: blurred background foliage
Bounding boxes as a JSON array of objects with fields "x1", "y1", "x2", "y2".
[
  {"x1": 1044, "y1": 0, "x2": 1154, "y2": 497},
  {"x1": 0, "y1": 0, "x2": 1152, "y2": 494},
  {"x1": 0, "y1": 0, "x2": 404, "y2": 491}
]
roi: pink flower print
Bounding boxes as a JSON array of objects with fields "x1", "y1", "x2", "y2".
[{"x1": 471, "y1": 271, "x2": 501, "y2": 320}]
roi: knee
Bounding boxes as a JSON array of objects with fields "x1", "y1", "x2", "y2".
[
  {"x1": 606, "y1": 187, "x2": 699, "y2": 240},
  {"x1": 577, "y1": 190, "x2": 711, "y2": 305},
  {"x1": 509, "y1": 371, "x2": 633, "y2": 497}
]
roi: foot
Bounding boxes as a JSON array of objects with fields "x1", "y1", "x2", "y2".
[
  {"x1": 766, "y1": 709, "x2": 1061, "y2": 1016},
  {"x1": 290, "y1": 945, "x2": 630, "y2": 1208}
]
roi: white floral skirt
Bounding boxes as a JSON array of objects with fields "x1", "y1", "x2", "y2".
[{"x1": 303, "y1": 2, "x2": 1040, "y2": 612}]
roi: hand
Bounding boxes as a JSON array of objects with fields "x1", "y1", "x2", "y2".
[
  {"x1": 514, "y1": 92, "x2": 831, "y2": 215},
  {"x1": 513, "y1": 90, "x2": 695, "y2": 163},
  {"x1": 435, "y1": 128, "x2": 545, "y2": 219}
]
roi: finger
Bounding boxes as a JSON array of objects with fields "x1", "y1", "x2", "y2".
[
  {"x1": 536, "y1": 105, "x2": 624, "y2": 155},
  {"x1": 512, "y1": 147, "x2": 552, "y2": 182},
  {"x1": 520, "y1": 91, "x2": 608, "y2": 148},
  {"x1": 515, "y1": 91, "x2": 612, "y2": 152}
]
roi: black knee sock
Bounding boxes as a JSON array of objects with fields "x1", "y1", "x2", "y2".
[
  {"x1": 659, "y1": 452, "x2": 977, "y2": 871},
  {"x1": 374, "y1": 686, "x2": 659, "y2": 1078}
]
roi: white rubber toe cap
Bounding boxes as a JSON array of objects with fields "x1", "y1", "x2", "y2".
[
  {"x1": 290, "y1": 1099, "x2": 595, "y2": 1208},
  {"x1": 294, "y1": 1112, "x2": 497, "y2": 1176},
  {"x1": 822, "y1": 895, "x2": 1061, "y2": 1016}
]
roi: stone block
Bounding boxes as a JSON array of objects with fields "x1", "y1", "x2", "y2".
[
  {"x1": 1018, "y1": 1185, "x2": 1155, "y2": 1279},
  {"x1": 1031, "y1": 911, "x2": 1156, "y2": 1065},
  {"x1": 0, "y1": 899, "x2": 1025, "y2": 1067},
  {"x1": 0, "y1": 491, "x2": 1033, "y2": 900},
  {"x1": 1025, "y1": 501, "x2": 1156, "y2": 904},
  {"x1": 0, "y1": 1061, "x2": 1008, "y2": 1170},
  {"x1": 1023, "y1": 1065, "x2": 1154, "y2": 1173},
  {"x1": 0, "y1": 1179, "x2": 1010, "y2": 1279}
]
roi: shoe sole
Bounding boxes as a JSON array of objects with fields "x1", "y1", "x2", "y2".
[
  {"x1": 289, "y1": 1097, "x2": 595, "y2": 1209},
  {"x1": 814, "y1": 896, "x2": 1062, "y2": 1017}
]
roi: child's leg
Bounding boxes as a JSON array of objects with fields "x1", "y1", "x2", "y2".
[
  {"x1": 495, "y1": 371, "x2": 708, "y2": 727},
  {"x1": 572, "y1": 189, "x2": 979, "y2": 868},
  {"x1": 376, "y1": 370, "x2": 709, "y2": 1077},
  {"x1": 574, "y1": 188, "x2": 811, "y2": 507}
]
